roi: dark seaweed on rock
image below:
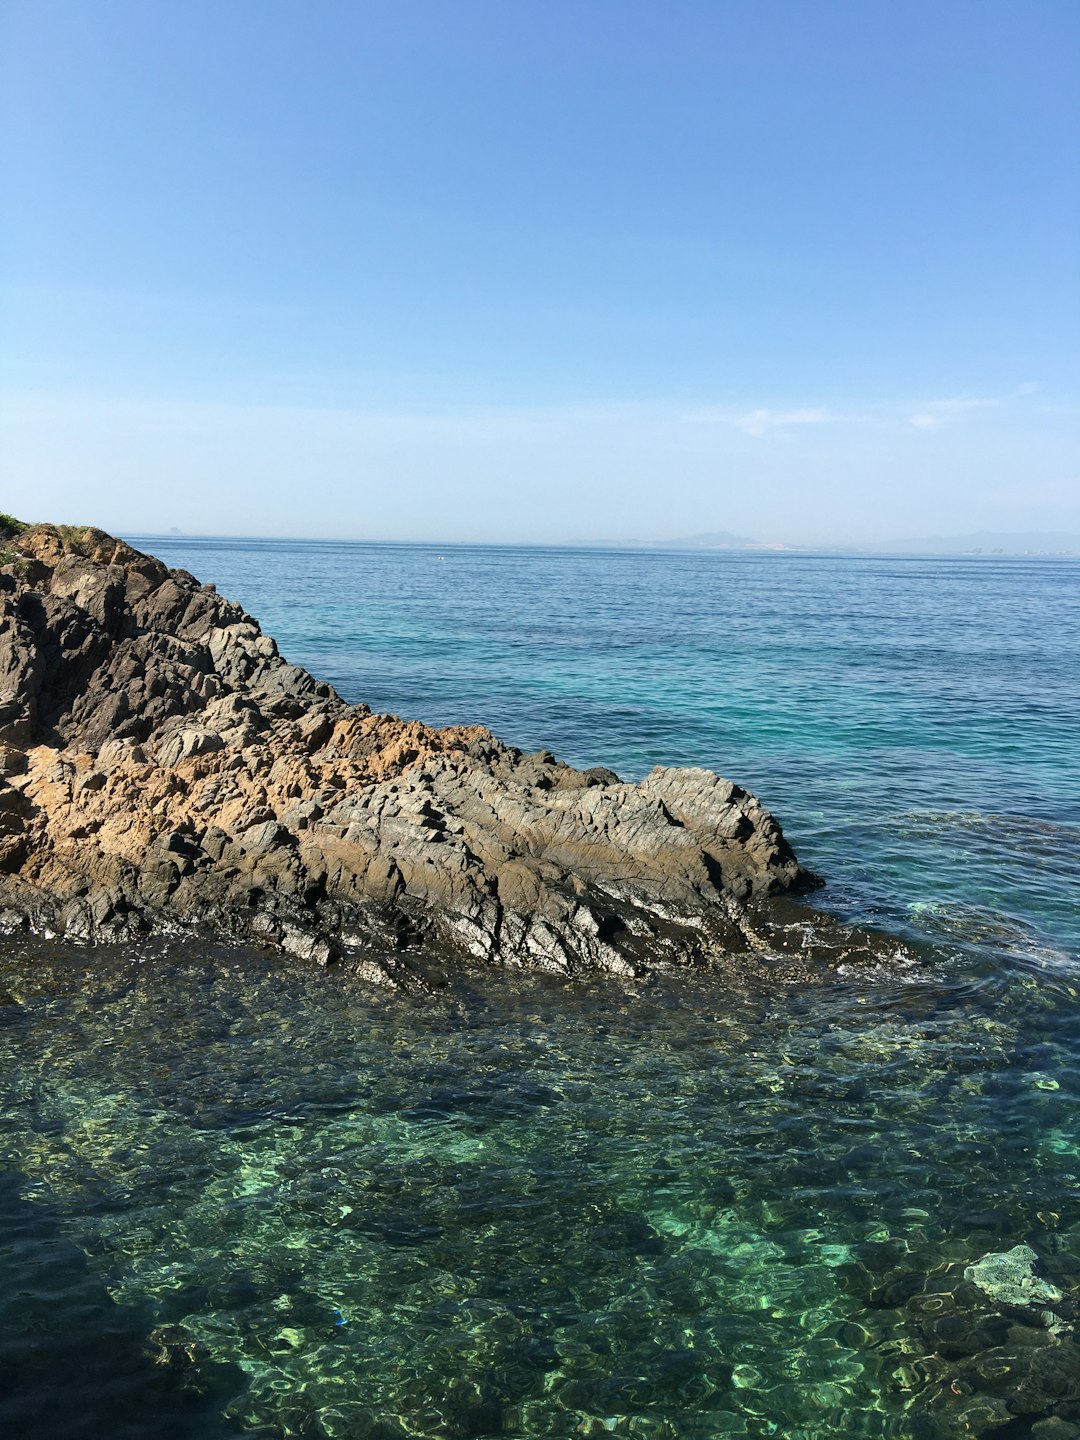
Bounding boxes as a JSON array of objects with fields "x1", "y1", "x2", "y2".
[{"x1": 0, "y1": 523, "x2": 909, "y2": 983}]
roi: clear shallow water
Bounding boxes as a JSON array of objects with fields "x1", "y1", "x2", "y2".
[{"x1": 3, "y1": 541, "x2": 1080, "y2": 1438}]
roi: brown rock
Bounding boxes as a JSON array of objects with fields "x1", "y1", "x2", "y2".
[{"x1": 0, "y1": 522, "x2": 915, "y2": 984}]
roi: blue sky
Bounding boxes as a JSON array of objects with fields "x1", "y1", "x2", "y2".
[{"x1": 2, "y1": 0, "x2": 1077, "y2": 543}]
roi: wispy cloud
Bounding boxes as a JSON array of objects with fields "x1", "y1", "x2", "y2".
[
  {"x1": 682, "y1": 405, "x2": 834, "y2": 436},
  {"x1": 685, "y1": 386, "x2": 1042, "y2": 437},
  {"x1": 735, "y1": 407, "x2": 830, "y2": 437},
  {"x1": 908, "y1": 384, "x2": 1039, "y2": 431},
  {"x1": 908, "y1": 396, "x2": 998, "y2": 430}
]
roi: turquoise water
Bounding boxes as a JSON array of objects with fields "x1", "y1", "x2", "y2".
[{"x1": 3, "y1": 541, "x2": 1080, "y2": 1438}]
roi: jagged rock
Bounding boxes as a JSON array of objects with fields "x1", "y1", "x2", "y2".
[{"x1": 0, "y1": 521, "x2": 914, "y2": 984}]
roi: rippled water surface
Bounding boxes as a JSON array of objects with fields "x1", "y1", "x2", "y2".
[{"x1": 3, "y1": 541, "x2": 1080, "y2": 1438}]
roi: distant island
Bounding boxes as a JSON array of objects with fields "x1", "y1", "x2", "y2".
[{"x1": 640, "y1": 530, "x2": 1080, "y2": 558}]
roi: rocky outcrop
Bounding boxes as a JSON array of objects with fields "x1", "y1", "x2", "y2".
[{"x1": 0, "y1": 521, "x2": 910, "y2": 984}]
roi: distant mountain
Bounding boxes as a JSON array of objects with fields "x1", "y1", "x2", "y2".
[
  {"x1": 627, "y1": 530, "x2": 1080, "y2": 557},
  {"x1": 647, "y1": 531, "x2": 758, "y2": 551},
  {"x1": 866, "y1": 532, "x2": 1080, "y2": 557}
]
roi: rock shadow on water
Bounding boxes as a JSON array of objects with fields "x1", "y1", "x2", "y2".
[{"x1": 0, "y1": 1170, "x2": 254, "y2": 1440}]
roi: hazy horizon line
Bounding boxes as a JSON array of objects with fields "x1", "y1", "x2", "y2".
[{"x1": 112, "y1": 526, "x2": 1080, "y2": 557}]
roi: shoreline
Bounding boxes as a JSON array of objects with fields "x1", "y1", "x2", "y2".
[{"x1": 0, "y1": 521, "x2": 913, "y2": 984}]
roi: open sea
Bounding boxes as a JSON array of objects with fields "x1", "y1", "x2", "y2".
[{"x1": 3, "y1": 538, "x2": 1079, "y2": 1440}]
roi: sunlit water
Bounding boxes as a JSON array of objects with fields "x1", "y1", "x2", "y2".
[{"x1": 3, "y1": 541, "x2": 1079, "y2": 1438}]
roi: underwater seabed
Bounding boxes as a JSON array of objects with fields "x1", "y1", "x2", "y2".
[{"x1": 4, "y1": 929, "x2": 1080, "y2": 1440}]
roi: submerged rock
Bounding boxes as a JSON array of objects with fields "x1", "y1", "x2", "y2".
[
  {"x1": 965, "y1": 1246, "x2": 1064, "y2": 1311},
  {"x1": 0, "y1": 520, "x2": 911, "y2": 983}
]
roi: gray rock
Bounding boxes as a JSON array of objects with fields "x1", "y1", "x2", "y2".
[
  {"x1": 0, "y1": 522, "x2": 918, "y2": 985},
  {"x1": 965, "y1": 1245, "x2": 1064, "y2": 1309}
]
